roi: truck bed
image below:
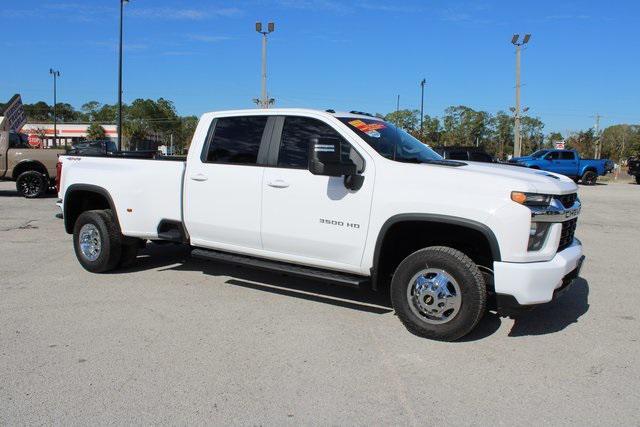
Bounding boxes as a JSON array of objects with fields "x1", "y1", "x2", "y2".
[{"x1": 59, "y1": 155, "x2": 186, "y2": 239}]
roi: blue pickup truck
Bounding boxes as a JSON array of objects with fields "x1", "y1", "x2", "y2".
[{"x1": 510, "y1": 149, "x2": 614, "y2": 185}]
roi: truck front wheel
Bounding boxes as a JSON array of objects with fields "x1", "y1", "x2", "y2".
[
  {"x1": 73, "y1": 210, "x2": 123, "y2": 273},
  {"x1": 16, "y1": 171, "x2": 47, "y2": 198},
  {"x1": 636, "y1": 175, "x2": 640, "y2": 185},
  {"x1": 390, "y1": 246, "x2": 487, "y2": 341},
  {"x1": 581, "y1": 170, "x2": 597, "y2": 185}
]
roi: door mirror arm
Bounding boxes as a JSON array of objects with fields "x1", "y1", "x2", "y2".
[{"x1": 344, "y1": 173, "x2": 365, "y2": 191}]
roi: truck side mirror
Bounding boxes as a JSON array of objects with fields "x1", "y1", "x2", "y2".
[
  {"x1": 308, "y1": 136, "x2": 356, "y2": 177},
  {"x1": 308, "y1": 136, "x2": 364, "y2": 191}
]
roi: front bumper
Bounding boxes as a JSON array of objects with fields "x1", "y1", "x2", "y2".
[{"x1": 493, "y1": 238, "x2": 584, "y2": 307}]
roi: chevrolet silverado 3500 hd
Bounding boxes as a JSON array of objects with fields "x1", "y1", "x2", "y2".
[{"x1": 57, "y1": 109, "x2": 584, "y2": 341}]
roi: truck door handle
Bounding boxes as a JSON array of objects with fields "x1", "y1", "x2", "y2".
[
  {"x1": 190, "y1": 173, "x2": 208, "y2": 182},
  {"x1": 267, "y1": 180, "x2": 289, "y2": 188}
]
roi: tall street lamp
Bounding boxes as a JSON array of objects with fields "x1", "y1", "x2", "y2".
[
  {"x1": 49, "y1": 69, "x2": 60, "y2": 148},
  {"x1": 255, "y1": 22, "x2": 275, "y2": 108},
  {"x1": 511, "y1": 33, "x2": 531, "y2": 158},
  {"x1": 419, "y1": 78, "x2": 426, "y2": 136},
  {"x1": 118, "y1": 0, "x2": 129, "y2": 151}
]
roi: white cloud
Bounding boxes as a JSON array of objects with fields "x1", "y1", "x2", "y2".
[
  {"x1": 129, "y1": 7, "x2": 242, "y2": 20},
  {"x1": 187, "y1": 34, "x2": 233, "y2": 43}
]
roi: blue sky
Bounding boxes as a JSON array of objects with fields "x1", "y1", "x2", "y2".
[{"x1": 2, "y1": 0, "x2": 639, "y2": 133}]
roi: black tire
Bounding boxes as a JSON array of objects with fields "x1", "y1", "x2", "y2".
[
  {"x1": 635, "y1": 175, "x2": 640, "y2": 185},
  {"x1": 390, "y1": 246, "x2": 487, "y2": 341},
  {"x1": 16, "y1": 171, "x2": 47, "y2": 198},
  {"x1": 581, "y1": 170, "x2": 597, "y2": 185},
  {"x1": 73, "y1": 209, "x2": 122, "y2": 273}
]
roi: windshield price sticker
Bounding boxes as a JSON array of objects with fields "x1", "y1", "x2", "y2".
[{"x1": 348, "y1": 119, "x2": 386, "y2": 138}]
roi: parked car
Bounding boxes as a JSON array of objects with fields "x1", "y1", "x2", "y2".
[
  {"x1": 628, "y1": 157, "x2": 640, "y2": 184},
  {"x1": 510, "y1": 149, "x2": 613, "y2": 185},
  {"x1": 57, "y1": 109, "x2": 584, "y2": 341},
  {"x1": 0, "y1": 130, "x2": 65, "y2": 198},
  {"x1": 66, "y1": 140, "x2": 118, "y2": 156},
  {"x1": 433, "y1": 146, "x2": 495, "y2": 163}
]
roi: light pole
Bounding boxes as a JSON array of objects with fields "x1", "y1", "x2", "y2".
[
  {"x1": 255, "y1": 22, "x2": 275, "y2": 108},
  {"x1": 511, "y1": 33, "x2": 530, "y2": 158},
  {"x1": 419, "y1": 78, "x2": 426, "y2": 136},
  {"x1": 49, "y1": 69, "x2": 60, "y2": 148},
  {"x1": 118, "y1": 0, "x2": 129, "y2": 151}
]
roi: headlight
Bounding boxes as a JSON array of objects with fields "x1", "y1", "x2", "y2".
[
  {"x1": 528, "y1": 222, "x2": 551, "y2": 251},
  {"x1": 511, "y1": 191, "x2": 552, "y2": 207}
]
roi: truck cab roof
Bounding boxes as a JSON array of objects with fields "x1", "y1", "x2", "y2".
[{"x1": 202, "y1": 108, "x2": 384, "y2": 122}]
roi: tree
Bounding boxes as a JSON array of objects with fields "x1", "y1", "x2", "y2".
[
  {"x1": 488, "y1": 111, "x2": 513, "y2": 159},
  {"x1": 178, "y1": 115, "x2": 199, "y2": 153},
  {"x1": 566, "y1": 129, "x2": 596, "y2": 158},
  {"x1": 23, "y1": 101, "x2": 52, "y2": 121},
  {"x1": 520, "y1": 116, "x2": 545, "y2": 154},
  {"x1": 441, "y1": 106, "x2": 491, "y2": 147},
  {"x1": 81, "y1": 101, "x2": 101, "y2": 121},
  {"x1": 547, "y1": 132, "x2": 563, "y2": 148},
  {"x1": 86, "y1": 123, "x2": 107, "y2": 140},
  {"x1": 384, "y1": 109, "x2": 420, "y2": 131},
  {"x1": 601, "y1": 124, "x2": 640, "y2": 163}
]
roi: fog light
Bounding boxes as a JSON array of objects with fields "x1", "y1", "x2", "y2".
[{"x1": 528, "y1": 222, "x2": 551, "y2": 251}]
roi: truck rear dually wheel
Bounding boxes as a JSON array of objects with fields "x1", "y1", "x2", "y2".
[
  {"x1": 73, "y1": 209, "x2": 123, "y2": 273},
  {"x1": 391, "y1": 246, "x2": 487, "y2": 341}
]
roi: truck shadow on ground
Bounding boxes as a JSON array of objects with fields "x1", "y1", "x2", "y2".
[
  {"x1": 121, "y1": 243, "x2": 394, "y2": 315},
  {"x1": 120, "y1": 243, "x2": 590, "y2": 340},
  {"x1": 506, "y1": 278, "x2": 590, "y2": 337},
  {"x1": 0, "y1": 190, "x2": 57, "y2": 198}
]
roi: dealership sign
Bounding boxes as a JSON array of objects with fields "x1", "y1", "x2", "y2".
[
  {"x1": 0, "y1": 94, "x2": 27, "y2": 131},
  {"x1": 554, "y1": 140, "x2": 565, "y2": 149}
]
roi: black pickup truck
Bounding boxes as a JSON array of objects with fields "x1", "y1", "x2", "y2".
[{"x1": 628, "y1": 157, "x2": 640, "y2": 184}]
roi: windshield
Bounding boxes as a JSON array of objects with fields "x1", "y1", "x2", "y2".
[
  {"x1": 531, "y1": 150, "x2": 549, "y2": 158},
  {"x1": 339, "y1": 118, "x2": 443, "y2": 163}
]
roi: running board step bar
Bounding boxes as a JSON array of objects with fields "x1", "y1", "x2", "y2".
[{"x1": 191, "y1": 248, "x2": 369, "y2": 288}]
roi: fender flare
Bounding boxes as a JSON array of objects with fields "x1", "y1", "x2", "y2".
[
  {"x1": 12, "y1": 159, "x2": 50, "y2": 180},
  {"x1": 369, "y1": 213, "x2": 502, "y2": 289},
  {"x1": 63, "y1": 184, "x2": 120, "y2": 233}
]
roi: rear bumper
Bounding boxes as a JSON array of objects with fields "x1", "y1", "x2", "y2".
[{"x1": 493, "y1": 239, "x2": 584, "y2": 307}]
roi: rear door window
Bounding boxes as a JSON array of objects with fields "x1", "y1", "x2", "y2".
[
  {"x1": 559, "y1": 151, "x2": 575, "y2": 160},
  {"x1": 205, "y1": 116, "x2": 268, "y2": 165}
]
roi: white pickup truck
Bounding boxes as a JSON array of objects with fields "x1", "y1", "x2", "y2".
[{"x1": 57, "y1": 109, "x2": 584, "y2": 341}]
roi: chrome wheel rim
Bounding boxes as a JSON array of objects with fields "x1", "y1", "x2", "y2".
[
  {"x1": 407, "y1": 268, "x2": 462, "y2": 324},
  {"x1": 79, "y1": 224, "x2": 101, "y2": 262}
]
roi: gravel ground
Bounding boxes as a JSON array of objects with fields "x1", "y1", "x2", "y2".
[{"x1": 1, "y1": 180, "x2": 639, "y2": 425}]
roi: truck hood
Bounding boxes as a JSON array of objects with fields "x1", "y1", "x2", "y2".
[{"x1": 452, "y1": 161, "x2": 578, "y2": 194}]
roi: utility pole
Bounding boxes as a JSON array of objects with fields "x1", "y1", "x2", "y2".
[
  {"x1": 117, "y1": 0, "x2": 130, "y2": 151},
  {"x1": 511, "y1": 33, "x2": 531, "y2": 158},
  {"x1": 255, "y1": 22, "x2": 275, "y2": 108},
  {"x1": 420, "y1": 78, "x2": 426, "y2": 136},
  {"x1": 49, "y1": 69, "x2": 60, "y2": 148},
  {"x1": 592, "y1": 113, "x2": 602, "y2": 159},
  {"x1": 396, "y1": 94, "x2": 400, "y2": 113}
]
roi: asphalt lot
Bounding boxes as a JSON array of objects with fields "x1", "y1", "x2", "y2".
[{"x1": 1, "y1": 179, "x2": 639, "y2": 425}]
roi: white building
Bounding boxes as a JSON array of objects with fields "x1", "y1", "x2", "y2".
[{"x1": 20, "y1": 123, "x2": 117, "y2": 147}]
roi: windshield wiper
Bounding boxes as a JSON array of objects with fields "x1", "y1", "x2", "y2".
[{"x1": 396, "y1": 157, "x2": 424, "y2": 164}]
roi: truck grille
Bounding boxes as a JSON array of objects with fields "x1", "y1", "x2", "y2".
[
  {"x1": 558, "y1": 218, "x2": 578, "y2": 252},
  {"x1": 556, "y1": 193, "x2": 577, "y2": 208}
]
